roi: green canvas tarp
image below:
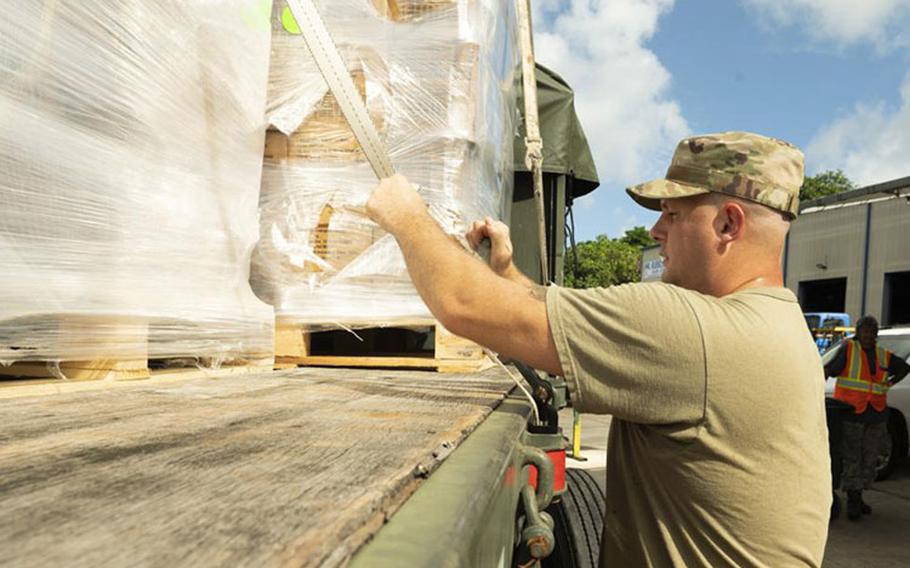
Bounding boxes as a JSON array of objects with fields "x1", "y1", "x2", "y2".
[{"x1": 513, "y1": 64, "x2": 599, "y2": 198}]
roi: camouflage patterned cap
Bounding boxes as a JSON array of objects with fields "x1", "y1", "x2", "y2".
[{"x1": 626, "y1": 131, "x2": 805, "y2": 219}]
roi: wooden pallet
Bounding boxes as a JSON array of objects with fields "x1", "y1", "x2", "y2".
[
  {"x1": 0, "y1": 315, "x2": 274, "y2": 384},
  {"x1": 274, "y1": 318, "x2": 491, "y2": 373},
  {"x1": 0, "y1": 360, "x2": 278, "y2": 400},
  {"x1": 0, "y1": 355, "x2": 275, "y2": 383}
]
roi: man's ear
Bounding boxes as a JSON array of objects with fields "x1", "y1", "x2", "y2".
[{"x1": 717, "y1": 201, "x2": 746, "y2": 245}]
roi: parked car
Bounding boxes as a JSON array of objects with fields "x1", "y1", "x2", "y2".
[{"x1": 822, "y1": 327, "x2": 910, "y2": 480}]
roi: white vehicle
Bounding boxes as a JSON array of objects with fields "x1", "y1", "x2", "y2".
[{"x1": 823, "y1": 327, "x2": 910, "y2": 479}]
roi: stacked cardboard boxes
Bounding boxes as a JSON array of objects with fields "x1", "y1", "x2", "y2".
[
  {"x1": 0, "y1": 1, "x2": 276, "y2": 374},
  {"x1": 251, "y1": 0, "x2": 518, "y2": 327}
]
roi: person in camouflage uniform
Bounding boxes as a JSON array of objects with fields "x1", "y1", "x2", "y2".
[
  {"x1": 825, "y1": 316, "x2": 910, "y2": 520},
  {"x1": 841, "y1": 418, "x2": 888, "y2": 502},
  {"x1": 626, "y1": 130, "x2": 802, "y2": 219},
  {"x1": 366, "y1": 131, "x2": 832, "y2": 566}
]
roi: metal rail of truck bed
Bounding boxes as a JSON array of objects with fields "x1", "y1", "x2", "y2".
[{"x1": 0, "y1": 367, "x2": 521, "y2": 567}]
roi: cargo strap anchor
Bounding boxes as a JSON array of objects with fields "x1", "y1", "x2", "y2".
[{"x1": 518, "y1": 444, "x2": 556, "y2": 562}]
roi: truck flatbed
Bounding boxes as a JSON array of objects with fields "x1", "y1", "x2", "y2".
[{"x1": 0, "y1": 367, "x2": 516, "y2": 567}]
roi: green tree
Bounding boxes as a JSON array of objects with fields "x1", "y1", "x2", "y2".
[
  {"x1": 800, "y1": 169, "x2": 856, "y2": 202},
  {"x1": 619, "y1": 226, "x2": 657, "y2": 248},
  {"x1": 564, "y1": 226, "x2": 655, "y2": 288}
]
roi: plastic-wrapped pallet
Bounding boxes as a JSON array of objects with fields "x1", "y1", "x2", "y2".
[
  {"x1": 252, "y1": 0, "x2": 518, "y2": 327},
  {"x1": 0, "y1": 0, "x2": 276, "y2": 376}
]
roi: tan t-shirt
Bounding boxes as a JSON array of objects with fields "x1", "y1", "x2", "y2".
[{"x1": 546, "y1": 283, "x2": 830, "y2": 567}]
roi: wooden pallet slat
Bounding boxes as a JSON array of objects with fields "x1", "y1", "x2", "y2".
[
  {"x1": 0, "y1": 357, "x2": 276, "y2": 384},
  {"x1": 0, "y1": 315, "x2": 275, "y2": 384},
  {"x1": 275, "y1": 318, "x2": 491, "y2": 373},
  {"x1": 2, "y1": 358, "x2": 151, "y2": 382}
]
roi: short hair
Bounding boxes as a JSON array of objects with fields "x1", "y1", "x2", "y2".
[
  {"x1": 703, "y1": 193, "x2": 792, "y2": 229},
  {"x1": 856, "y1": 315, "x2": 879, "y2": 332}
]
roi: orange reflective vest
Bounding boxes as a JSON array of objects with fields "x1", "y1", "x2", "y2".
[{"x1": 833, "y1": 340, "x2": 892, "y2": 413}]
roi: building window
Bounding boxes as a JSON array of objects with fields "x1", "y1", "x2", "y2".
[
  {"x1": 883, "y1": 272, "x2": 910, "y2": 326},
  {"x1": 798, "y1": 277, "x2": 847, "y2": 312}
]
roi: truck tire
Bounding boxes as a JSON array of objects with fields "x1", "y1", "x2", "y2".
[
  {"x1": 542, "y1": 468, "x2": 605, "y2": 568},
  {"x1": 876, "y1": 409, "x2": 908, "y2": 481}
]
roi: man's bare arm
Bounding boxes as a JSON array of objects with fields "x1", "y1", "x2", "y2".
[
  {"x1": 889, "y1": 355, "x2": 910, "y2": 386},
  {"x1": 367, "y1": 177, "x2": 563, "y2": 376}
]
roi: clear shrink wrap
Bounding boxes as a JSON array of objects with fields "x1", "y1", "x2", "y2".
[
  {"x1": 252, "y1": 0, "x2": 518, "y2": 327},
  {"x1": 0, "y1": 1, "x2": 276, "y2": 367}
]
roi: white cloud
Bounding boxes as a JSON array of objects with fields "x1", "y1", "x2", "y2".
[
  {"x1": 742, "y1": 1, "x2": 910, "y2": 185},
  {"x1": 574, "y1": 193, "x2": 597, "y2": 212},
  {"x1": 742, "y1": 0, "x2": 910, "y2": 50},
  {"x1": 806, "y1": 74, "x2": 910, "y2": 185},
  {"x1": 611, "y1": 206, "x2": 648, "y2": 236},
  {"x1": 532, "y1": 0, "x2": 688, "y2": 190}
]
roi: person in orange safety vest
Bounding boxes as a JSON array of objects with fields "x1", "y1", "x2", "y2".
[{"x1": 824, "y1": 316, "x2": 909, "y2": 520}]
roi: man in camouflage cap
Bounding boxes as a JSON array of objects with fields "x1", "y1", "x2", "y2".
[
  {"x1": 627, "y1": 131, "x2": 804, "y2": 219},
  {"x1": 366, "y1": 130, "x2": 830, "y2": 566},
  {"x1": 622, "y1": 130, "x2": 808, "y2": 294}
]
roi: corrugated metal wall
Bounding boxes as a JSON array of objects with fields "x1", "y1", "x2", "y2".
[
  {"x1": 867, "y1": 200, "x2": 910, "y2": 318},
  {"x1": 785, "y1": 197, "x2": 910, "y2": 323}
]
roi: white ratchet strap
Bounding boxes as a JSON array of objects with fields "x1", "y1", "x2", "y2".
[
  {"x1": 284, "y1": 0, "x2": 395, "y2": 180},
  {"x1": 283, "y1": 1, "x2": 535, "y2": 400}
]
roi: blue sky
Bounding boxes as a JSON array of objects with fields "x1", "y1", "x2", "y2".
[{"x1": 532, "y1": 0, "x2": 910, "y2": 242}]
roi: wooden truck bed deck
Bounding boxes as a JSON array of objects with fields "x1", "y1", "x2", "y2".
[{"x1": 0, "y1": 367, "x2": 515, "y2": 567}]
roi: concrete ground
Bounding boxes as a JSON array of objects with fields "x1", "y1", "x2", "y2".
[
  {"x1": 558, "y1": 410, "x2": 910, "y2": 566},
  {"x1": 825, "y1": 463, "x2": 910, "y2": 567}
]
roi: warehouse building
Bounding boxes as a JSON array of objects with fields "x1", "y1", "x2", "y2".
[
  {"x1": 785, "y1": 176, "x2": 910, "y2": 326},
  {"x1": 639, "y1": 176, "x2": 910, "y2": 326}
]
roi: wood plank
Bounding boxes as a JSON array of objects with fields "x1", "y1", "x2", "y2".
[
  {"x1": 0, "y1": 359, "x2": 276, "y2": 399},
  {"x1": 0, "y1": 367, "x2": 514, "y2": 567},
  {"x1": 285, "y1": 354, "x2": 436, "y2": 368},
  {"x1": 434, "y1": 324, "x2": 486, "y2": 362},
  {"x1": 0, "y1": 315, "x2": 151, "y2": 380},
  {"x1": 1, "y1": 314, "x2": 274, "y2": 383},
  {"x1": 0, "y1": 358, "x2": 274, "y2": 384},
  {"x1": 275, "y1": 318, "x2": 489, "y2": 373},
  {"x1": 1, "y1": 359, "x2": 150, "y2": 381}
]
